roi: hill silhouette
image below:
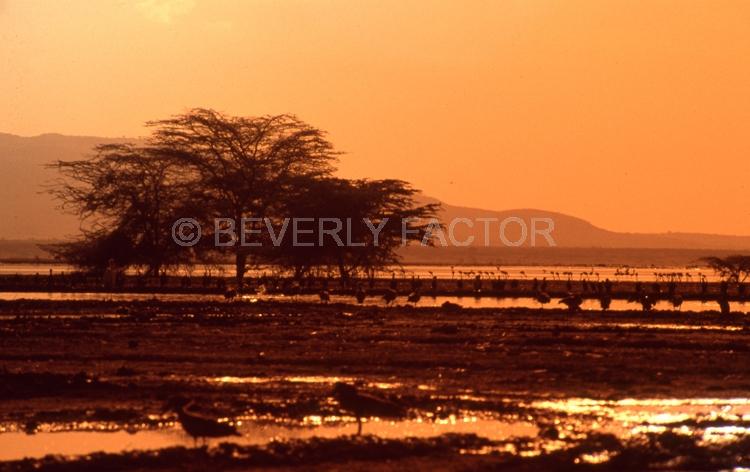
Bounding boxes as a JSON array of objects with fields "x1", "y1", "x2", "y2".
[
  {"x1": 0, "y1": 132, "x2": 140, "y2": 239},
  {"x1": 1, "y1": 133, "x2": 749, "y2": 251}
]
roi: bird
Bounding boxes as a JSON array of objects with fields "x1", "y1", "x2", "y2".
[
  {"x1": 318, "y1": 290, "x2": 330, "y2": 303},
  {"x1": 164, "y1": 397, "x2": 241, "y2": 445},
  {"x1": 382, "y1": 288, "x2": 397, "y2": 305},
  {"x1": 441, "y1": 301, "x2": 462, "y2": 312},
  {"x1": 355, "y1": 286, "x2": 367, "y2": 304},
  {"x1": 535, "y1": 291, "x2": 551, "y2": 309},
  {"x1": 288, "y1": 280, "x2": 301, "y2": 299},
  {"x1": 331, "y1": 382, "x2": 407, "y2": 435},
  {"x1": 558, "y1": 293, "x2": 583, "y2": 313},
  {"x1": 223, "y1": 288, "x2": 237, "y2": 301},
  {"x1": 629, "y1": 293, "x2": 655, "y2": 312},
  {"x1": 407, "y1": 290, "x2": 421, "y2": 305},
  {"x1": 670, "y1": 294, "x2": 683, "y2": 311},
  {"x1": 598, "y1": 294, "x2": 612, "y2": 311}
]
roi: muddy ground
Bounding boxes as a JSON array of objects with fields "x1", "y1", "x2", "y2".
[{"x1": 1, "y1": 299, "x2": 750, "y2": 470}]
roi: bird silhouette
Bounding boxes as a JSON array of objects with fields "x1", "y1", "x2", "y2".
[
  {"x1": 223, "y1": 288, "x2": 237, "y2": 301},
  {"x1": 164, "y1": 397, "x2": 241, "y2": 445},
  {"x1": 629, "y1": 293, "x2": 656, "y2": 312},
  {"x1": 535, "y1": 291, "x2": 551, "y2": 309},
  {"x1": 318, "y1": 290, "x2": 330, "y2": 303},
  {"x1": 407, "y1": 290, "x2": 421, "y2": 305},
  {"x1": 331, "y1": 382, "x2": 407, "y2": 435},
  {"x1": 355, "y1": 286, "x2": 367, "y2": 304},
  {"x1": 558, "y1": 293, "x2": 583, "y2": 313},
  {"x1": 598, "y1": 294, "x2": 612, "y2": 311},
  {"x1": 382, "y1": 288, "x2": 397, "y2": 305},
  {"x1": 670, "y1": 294, "x2": 683, "y2": 311}
]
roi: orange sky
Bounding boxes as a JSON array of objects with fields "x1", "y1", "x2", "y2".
[{"x1": 1, "y1": 0, "x2": 749, "y2": 235}]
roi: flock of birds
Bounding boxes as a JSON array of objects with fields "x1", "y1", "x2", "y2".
[
  {"x1": 315, "y1": 287, "x2": 418, "y2": 306},
  {"x1": 165, "y1": 382, "x2": 406, "y2": 444},
  {"x1": 223, "y1": 274, "x2": 740, "y2": 314},
  {"x1": 136, "y1": 269, "x2": 740, "y2": 445}
]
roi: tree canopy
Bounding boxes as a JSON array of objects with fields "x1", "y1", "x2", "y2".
[
  {"x1": 147, "y1": 109, "x2": 339, "y2": 285},
  {"x1": 48, "y1": 109, "x2": 440, "y2": 283},
  {"x1": 47, "y1": 144, "x2": 195, "y2": 275},
  {"x1": 702, "y1": 255, "x2": 750, "y2": 283}
]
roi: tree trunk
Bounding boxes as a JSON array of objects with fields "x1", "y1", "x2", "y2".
[
  {"x1": 235, "y1": 251, "x2": 247, "y2": 290},
  {"x1": 337, "y1": 254, "x2": 349, "y2": 287}
]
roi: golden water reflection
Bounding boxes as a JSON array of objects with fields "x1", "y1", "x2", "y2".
[
  {"x1": 531, "y1": 397, "x2": 750, "y2": 445},
  {"x1": 4, "y1": 396, "x2": 750, "y2": 462},
  {"x1": 0, "y1": 413, "x2": 537, "y2": 462}
]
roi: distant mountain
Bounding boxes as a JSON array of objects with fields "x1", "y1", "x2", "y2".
[
  {"x1": 435, "y1": 201, "x2": 750, "y2": 250},
  {"x1": 1, "y1": 132, "x2": 749, "y2": 251},
  {"x1": 0, "y1": 133, "x2": 138, "y2": 239}
]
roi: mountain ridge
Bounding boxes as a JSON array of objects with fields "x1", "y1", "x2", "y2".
[{"x1": 1, "y1": 132, "x2": 749, "y2": 250}]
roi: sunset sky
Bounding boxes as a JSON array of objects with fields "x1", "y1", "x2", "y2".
[{"x1": 1, "y1": 0, "x2": 749, "y2": 235}]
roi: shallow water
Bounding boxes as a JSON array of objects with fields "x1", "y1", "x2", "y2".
[
  {"x1": 0, "y1": 263, "x2": 722, "y2": 282},
  {"x1": 530, "y1": 397, "x2": 750, "y2": 445},
  {"x1": 3, "y1": 395, "x2": 750, "y2": 461},
  {"x1": 1, "y1": 290, "x2": 746, "y2": 315},
  {"x1": 0, "y1": 415, "x2": 536, "y2": 461}
]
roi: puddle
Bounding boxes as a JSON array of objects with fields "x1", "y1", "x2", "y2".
[
  {"x1": 531, "y1": 397, "x2": 750, "y2": 445},
  {"x1": 206, "y1": 375, "x2": 403, "y2": 390},
  {"x1": 0, "y1": 292, "x2": 222, "y2": 303},
  {"x1": 4, "y1": 395, "x2": 750, "y2": 461},
  {"x1": 0, "y1": 415, "x2": 536, "y2": 461},
  {"x1": 208, "y1": 375, "x2": 355, "y2": 385},
  {"x1": 582, "y1": 322, "x2": 745, "y2": 332}
]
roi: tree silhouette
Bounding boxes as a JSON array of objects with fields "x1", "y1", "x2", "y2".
[
  {"x1": 703, "y1": 255, "x2": 750, "y2": 283},
  {"x1": 47, "y1": 144, "x2": 195, "y2": 274},
  {"x1": 272, "y1": 177, "x2": 441, "y2": 282},
  {"x1": 148, "y1": 108, "x2": 338, "y2": 287}
]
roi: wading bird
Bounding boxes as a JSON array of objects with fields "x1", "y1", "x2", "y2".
[
  {"x1": 629, "y1": 293, "x2": 656, "y2": 312},
  {"x1": 383, "y1": 288, "x2": 397, "y2": 305},
  {"x1": 598, "y1": 293, "x2": 612, "y2": 311},
  {"x1": 535, "y1": 291, "x2": 551, "y2": 310},
  {"x1": 164, "y1": 397, "x2": 241, "y2": 445},
  {"x1": 355, "y1": 286, "x2": 367, "y2": 304},
  {"x1": 558, "y1": 293, "x2": 583, "y2": 313},
  {"x1": 407, "y1": 290, "x2": 421, "y2": 305},
  {"x1": 670, "y1": 294, "x2": 683, "y2": 311},
  {"x1": 224, "y1": 288, "x2": 237, "y2": 301},
  {"x1": 318, "y1": 290, "x2": 330, "y2": 303},
  {"x1": 331, "y1": 382, "x2": 407, "y2": 435}
]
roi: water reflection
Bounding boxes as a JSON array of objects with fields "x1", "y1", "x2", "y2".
[
  {"x1": 1, "y1": 291, "x2": 746, "y2": 314},
  {"x1": 4, "y1": 396, "x2": 750, "y2": 461},
  {"x1": 531, "y1": 397, "x2": 750, "y2": 445},
  {"x1": 0, "y1": 263, "x2": 724, "y2": 282},
  {"x1": 185, "y1": 374, "x2": 402, "y2": 390},
  {"x1": 0, "y1": 415, "x2": 537, "y2": 461}
]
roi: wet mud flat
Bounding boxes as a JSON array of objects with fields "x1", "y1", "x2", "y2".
[{"x1": 2, "y1": 299, "x2": 750, "y2": 470}]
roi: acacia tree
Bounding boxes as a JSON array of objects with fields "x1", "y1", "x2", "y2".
[
  {"x1": 148, "y1": 108, "x2": 338, "y2": 287},
  {"x1": 47, "y1": 144, "x2": 196, "y2": 275},
  {"x1": 272, "y1": 177, "x2": 441, "y2": 282},
  {"x1": 703, "y1": 255, "x2": 750, "y2": 283}
]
